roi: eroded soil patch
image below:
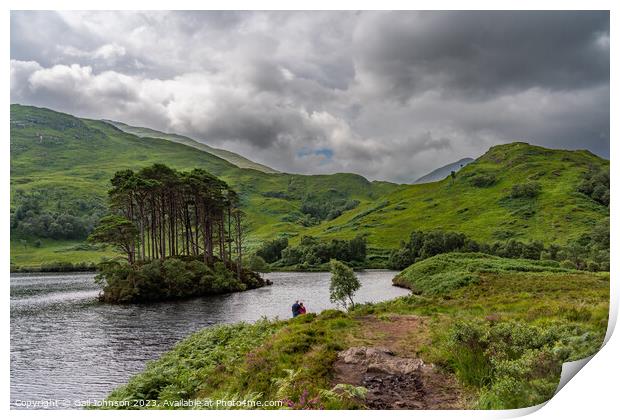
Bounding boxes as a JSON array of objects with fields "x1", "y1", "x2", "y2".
[{"x1": 332, "y1": 315, "x2": 464, "y2": 409}]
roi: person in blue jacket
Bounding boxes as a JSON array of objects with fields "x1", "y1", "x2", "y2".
[{"x1": 292, "y1": 300, "x2": 301, "y2": 317}]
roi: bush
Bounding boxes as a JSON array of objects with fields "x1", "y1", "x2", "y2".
[
  {"x1": 388, "y1": 230, "x2": 549, "y2": 269},
  {"x1": 388, "y1": 230, "x2": 467, "y2": 270},
  {"x1": 560, "y1": 260, "x2": 577, "y2": 269},
  {"x1": 468, "y1": 173, "x2": 497, "y2": 187},
  {"x1": 586, "y1": 261, "x2": 601, "y2": 272},
  {"x1": 247, "y1": 254, "x2": 268, "y2": 272},
  {"x1": 393, "y1": 253, "x2": 576, "y2": 294},
  {"x1": 389, "y1": 225, "x2": 608, "y2": 272},
  {"x1": 578, "y1": 168, "x2": 609, "y2": 206},
  {"x1": 39, "y1": 261, "x2": 96, "y2": 272},
  {"x1": 448, "y1": 320, "x2": 600, "y2": 409},
  {"x1": 510, "y1": 182, "x2": 542, "y2": 199},
  {"x1": 299, "y1": 195, "x2": 359, "y2": 222},
  {"x1": 11, "y1": 190, "x2": 105, "y2": 240}
]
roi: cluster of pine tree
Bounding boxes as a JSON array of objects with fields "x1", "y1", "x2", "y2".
[
  {"x1": 89, "y1": 164, "x2": 266, "y2": 303},
  {"x1": 91, "y1": 164, "x2": 243, "y2": 266}
]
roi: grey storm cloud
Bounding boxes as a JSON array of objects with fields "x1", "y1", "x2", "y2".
[
  {"x1": 353, "y1": 11, "x2": 609, "y2": 100},
  {"x1": 10, "y1": 10, "x2": 609, "y2": 182}
]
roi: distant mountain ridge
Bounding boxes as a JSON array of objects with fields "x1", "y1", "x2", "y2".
[
  {"x1": 104, "y1": 120, "x2": 279, "y2": 174},
  {"x1": 414, "y1": 158, "x2": 474, "y2": 184}
]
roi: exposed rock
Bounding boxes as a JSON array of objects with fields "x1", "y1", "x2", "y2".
[{"x1": 332, "y1": 346, "x2": 463, "y2": 410}]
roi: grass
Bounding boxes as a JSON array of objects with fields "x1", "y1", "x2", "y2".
[
  {"x1": 103, "y1": 312, "x2": 361, "y2": 409},
  {"x1": 10, "y1": 105, "x2": 609, "y2": 269},
  {"x1": 392, "y1": 252, "x2": 578, "y2": 295},
  {"x1": 101, "y1": 254, "x2": 609, "y2": 410},
  {"x1": 10, "y1": 238, "x2": 117, "y2": 270},
  {"x1": 305, "y1": 142, "x2": 609, "y2": 247},
  {"x1": 104, "y1": 320, "x2": 283, "y2": 407}
]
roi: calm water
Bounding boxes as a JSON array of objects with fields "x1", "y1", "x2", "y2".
[{"x1": 10, "y1": 270, "x2": 408, "y2": 409}]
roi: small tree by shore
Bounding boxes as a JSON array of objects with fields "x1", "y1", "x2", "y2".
[{"x1": 329, "y1": 259, "x2": 361, "y2": 310}]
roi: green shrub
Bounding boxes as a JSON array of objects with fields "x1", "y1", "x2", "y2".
[
  {"x1": 448, "y1": 320, "x2": 601, "y2": 409},
  {"x1": 578, "y1": 168, "x2": 609, "y2": 206},
  {"x1": 560, "y1": 260, "x2": 577, "y2": 269},
  {"x1": 256, "y1": 237, "x2": 289, "y2": 263},
  {"x1": 300, "y1": 195, "x2": 359, "y2": 222},
  {"x1": 247, "y1": 254, "x2": 268, "y2": 272},
  {"x1": 11, "y1": 190, "x2": 105, "y2": 240},
  {"x1": 510, "y1": 182, "x2": 542, "y2": 199},
  {"x1": 467, "y1": 173, "x2": 497, "y2": 187},
  {"x1": 276, "y1": 236, "x2": 367, "y2": 267},
  {"x1": 586, "y1": 260, "x2": 601, "y2": 272},
  {"x1": 388, "y1": 230, "x2": 469, "y2": 270},
  {"x1": 39, "y1": 261, "x2": 96, "y2": 272}
]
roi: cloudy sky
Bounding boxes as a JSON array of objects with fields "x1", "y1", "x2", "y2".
[{"x1": 10, "y1": 11, "x2": 609, "y2": 182}]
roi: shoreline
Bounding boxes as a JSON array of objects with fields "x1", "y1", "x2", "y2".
[
  {"x1": 10, "y1": 266, "x2": 395, "y2": 274},
  {"x1": 10, "y1": 260, "x2": 392, "y2": 274}
]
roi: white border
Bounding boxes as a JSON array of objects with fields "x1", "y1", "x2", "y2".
[{"x1": 3, "y1": 2, "x2": 616, "y2": 419}]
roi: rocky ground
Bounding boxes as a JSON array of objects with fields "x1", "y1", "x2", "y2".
[{"x1": 331, "y1": 315, "x2": 465, "y2": 409}]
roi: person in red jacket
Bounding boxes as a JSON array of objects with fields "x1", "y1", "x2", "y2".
[{"x1": 298, "y1": 302, "x2": 307, "y2": 315}]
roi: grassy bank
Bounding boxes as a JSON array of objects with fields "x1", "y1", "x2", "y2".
[
  {"x1": 392, "y1": 252, "x2": 578, "y2": 294},
  {"x1": 102, "y1": 254, "x2": 609, "y2": 410}
]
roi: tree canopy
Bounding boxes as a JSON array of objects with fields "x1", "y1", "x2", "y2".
[
  {"x1": 89, "y1": 164, "x2": 245, "y2": 274},
  {"x1": 329, "y1": 259, "x2": 361, "y2": 310}
]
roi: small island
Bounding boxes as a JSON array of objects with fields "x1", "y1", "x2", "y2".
[{"x1": 89, "y1": 164, "x2": 269, "y2": 303}]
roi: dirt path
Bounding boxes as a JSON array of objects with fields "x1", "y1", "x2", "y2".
[{"x1": 331, "y1": 315, "x2": 465, "y2": 409}]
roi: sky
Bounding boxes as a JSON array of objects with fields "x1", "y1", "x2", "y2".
[{"x1": 10, "y1": 11, "x2": 610, "y2": 182}]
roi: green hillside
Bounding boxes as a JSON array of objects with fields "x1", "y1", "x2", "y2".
[
  {"x1": 10, "y1": 104, "x2": 609, "y2": 269},
  {"x1": 105, "y1": 120, "x2": 279, "y2": 174},
  {"x1": 302, "y1": 142, "x2": 609, "y2": 247},
  {"x1": 9, "y1": 104, "x2": 398, "y2": 269}
]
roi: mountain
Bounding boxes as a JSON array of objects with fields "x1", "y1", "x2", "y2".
[
  {"x1": 104, "y1": 120, "x2": 279, "y2": 174},
  {"x1": 306, "y1": 142, "x2": 608, "y2": 249},
  {"x1": 10, "y1": 104, "x2": 609, "y2": 269},
  {"x1": 414, "y1": 158, "x2": 474, "y2": 184},
  {"x1": 305, "y1": 142, "x2": 608, "y2": 249},
  {"x1": 10, "y1": 104, "x2": 397, "y2": 268}
]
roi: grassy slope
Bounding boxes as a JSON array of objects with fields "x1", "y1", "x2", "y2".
[
  {"x1": 10, "y1": 105, "x2": 609, "y2": 268},
  {"x1": 105, "y1": 120, "x2": 280, "y2": 174},
  {"x1": 103, "y1": 254, "x2": 609, "y2": 409},
  {"x1": 392, "y1": 253, "x2": 579, "y2": 294},
  {"x1": 304, "y1": 142, "x2": 609, "y2": 247},
  {"x1": 10, "y1": 104, "x2": 396, "y2": 268},
  {"x1": 10, "y1": 239, "x2": 116, "y2": 268}
]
